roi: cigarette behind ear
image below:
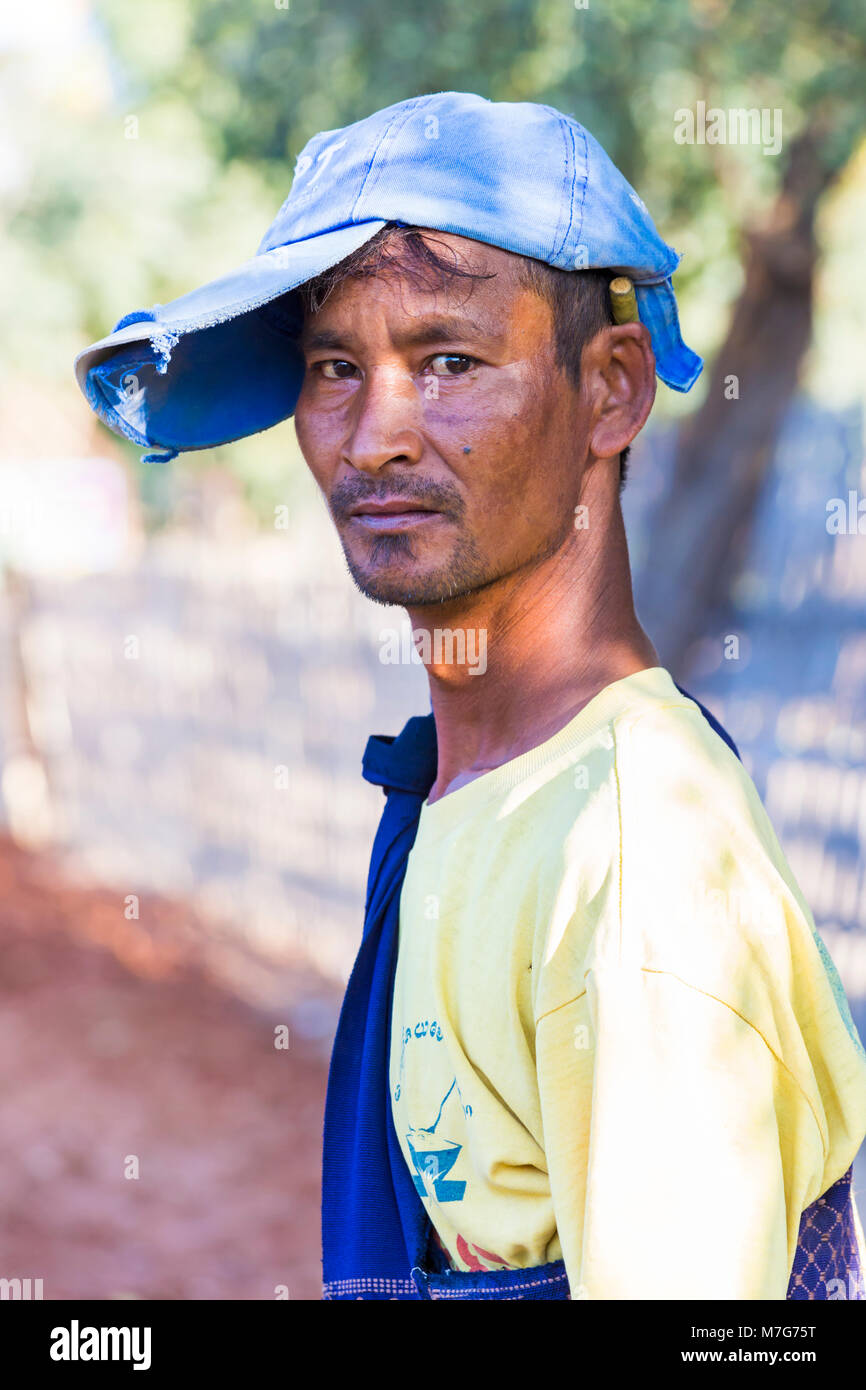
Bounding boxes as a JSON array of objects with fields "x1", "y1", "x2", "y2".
[{"x1": 609, "y1": 276, "x2": 639, "y2": 325}]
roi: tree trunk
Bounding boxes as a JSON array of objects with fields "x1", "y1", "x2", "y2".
[{"x1": 636, "y1": 129, "x2": 840, "y2": 675}]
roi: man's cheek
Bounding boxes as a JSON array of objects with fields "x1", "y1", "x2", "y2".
[
  {"x1": 294, "y1": 410, "x2": 332, "y2": 474},
  {"x1": 292, "y1": 399, "x2": 311, "y2": 453}
]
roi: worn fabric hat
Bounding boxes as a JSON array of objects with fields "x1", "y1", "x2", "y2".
[{"x1": 75, "y1": 91, "x2": 702, "y2": 461}]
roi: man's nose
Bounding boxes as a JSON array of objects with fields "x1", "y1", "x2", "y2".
[{"x1": 342, "y1": 365, "x2": 424, "y2": 474}]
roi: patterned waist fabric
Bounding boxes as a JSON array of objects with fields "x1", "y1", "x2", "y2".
[{"x1": 787, "y1": 1167, "x2": 863, "y2": 1300}]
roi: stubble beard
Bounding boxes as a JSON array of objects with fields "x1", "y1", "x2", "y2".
[
  {"x1": 339, "y1": 528, "x2": 493, "y2": 607},
  {"x1": 337, "y1": 505, "x2": 577, "y2": 608}
]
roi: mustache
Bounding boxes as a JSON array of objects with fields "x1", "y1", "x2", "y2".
[{"x1": 329, "y1": 476, "x2": 465, "y2": 522}]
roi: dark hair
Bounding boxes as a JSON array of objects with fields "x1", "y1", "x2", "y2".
[{"x1": 297, "y1": 223, "x2": 631, "y2": 490}]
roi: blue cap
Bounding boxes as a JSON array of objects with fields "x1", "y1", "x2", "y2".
[{"x1": 75, "y1": 92, "x2": 702, "y2": 460}]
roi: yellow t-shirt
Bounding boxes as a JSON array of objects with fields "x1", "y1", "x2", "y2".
[{"x1": 389, "y1": 667, "x2": 866, "y2": 1298}]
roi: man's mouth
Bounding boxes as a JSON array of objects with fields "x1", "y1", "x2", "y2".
[{"x1": 346, "y1": 498, "x2": 444, "y2": 532}]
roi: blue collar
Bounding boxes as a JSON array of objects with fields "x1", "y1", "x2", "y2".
[{"x1": 362, "y1": 713, "x2": 438, "y2": 796}]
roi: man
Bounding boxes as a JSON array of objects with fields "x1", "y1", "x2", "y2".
[{"x1": 76, "y1": 91, "x2": 866, "y2": 1301}]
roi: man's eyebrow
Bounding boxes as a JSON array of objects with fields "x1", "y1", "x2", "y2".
[
  {"x1": 301, "y1": 327, "x2": 350, "y2": 352},
  {"x1": 301, "y1": 315, "x2": 495, "y2": 353}
]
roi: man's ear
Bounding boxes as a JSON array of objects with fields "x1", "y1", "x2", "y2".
[{"x1": 583, "y1": 322, "x2": 656, "y2": 461}]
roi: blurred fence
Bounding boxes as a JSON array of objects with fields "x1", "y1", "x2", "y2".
[{"x1": 0, "y1": 496, "x2": 428, "y2": 1010}]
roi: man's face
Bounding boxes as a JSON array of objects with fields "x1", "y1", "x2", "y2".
[{"x1": 293, "y1": 231, "x2": 592, "y2": 607}]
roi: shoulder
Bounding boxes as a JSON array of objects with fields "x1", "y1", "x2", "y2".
[
  {"x1": 603, "y1": 696, "x2": 811, "y2": 978},
  {"x1": 612, "y1": 692, "x2": 762, "y2": 835},
  {"x1": 610, "y1": 692, "x2": 793, "y2": 893},
  {"x1": 530, "y1": 688, "x2": 781, "y2": 1006},
  {"x1": 546, "y1": 682, "x2": 771, "y2": 879}
]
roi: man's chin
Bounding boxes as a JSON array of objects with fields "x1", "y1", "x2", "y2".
[
  {"x1": 343, "y1": 555, "x2": 490, "y2": 608},
  {"x1": 346, "y1": 568, "x2": 468, "y2": 607},
  {"x1": 339, "y1": 529, "x2": 492, "y2": 607}
]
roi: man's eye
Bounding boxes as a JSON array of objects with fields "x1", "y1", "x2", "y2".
[
  {"x1": 427, "y1": 354, "x2": 477, "y2": 377},
  {"x1": 319, "y1": 360, "x2": 357, "y2": 379}
]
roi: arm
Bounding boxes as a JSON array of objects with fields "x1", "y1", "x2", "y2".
[{"x1": 536, "y1": 965, "x2": 827, "y2": 1300}]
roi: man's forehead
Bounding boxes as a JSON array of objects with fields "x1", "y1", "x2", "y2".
[
  {"x1": 413, "y1": 229, "x2": 518, "y2": 273},
  {"x1": 299, "y1": 230, "x2": 533, "y2": 337}
]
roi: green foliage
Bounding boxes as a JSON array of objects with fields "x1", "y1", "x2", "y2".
[{"x1": 95, "y1": 0, "x2": 866, "y2": 207}]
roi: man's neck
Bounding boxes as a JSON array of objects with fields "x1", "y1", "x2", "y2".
[{"x1": 408, "y1": 506, "x2": 658, "y2": 805}]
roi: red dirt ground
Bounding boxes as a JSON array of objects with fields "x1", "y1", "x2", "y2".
[{"x1": 0, "y1": 835, "x2": 340, "y2": 1300}]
